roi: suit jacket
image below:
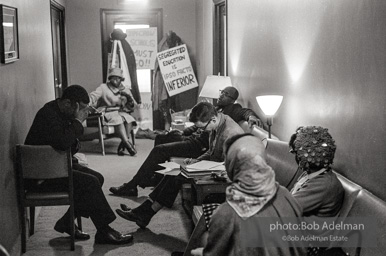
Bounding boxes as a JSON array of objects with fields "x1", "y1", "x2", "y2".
[{"x1": 197, "y1": 113, "x2": 244, "y2": 162}]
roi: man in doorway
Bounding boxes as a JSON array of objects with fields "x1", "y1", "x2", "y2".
[
  {"x1": 109, "y1": 86, "x2": 264, "y2": 196},
  {"x1": 25, "y1": 85, "x2": 133, "y2": 244},
  {"x1": 115, "y1": 102, "x2": 245, "y2": 228}
]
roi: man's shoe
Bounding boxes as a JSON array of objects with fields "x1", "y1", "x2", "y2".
[
  {"x1": 109, "y1": 183, "x2": 138, "y2": 196},
  {"x1": 116, "y1": 200, "x2": 155, "y2": 229},
  {"x1": 54, "y1": 222, "x2": 90, "y2": 240},
  {"x1": 120, "y1": 203, "x2": 131, "y2": 211},
  {"x1": 94, "y1": 227, "x2": 133, "y2": 245},
  {"x1": 116, "y1": 209, "x2": 151, "y2": 229}
]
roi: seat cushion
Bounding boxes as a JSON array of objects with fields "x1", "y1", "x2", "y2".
[{"x1": 344, "y1": 190, "x2": 386, "y2": 256}]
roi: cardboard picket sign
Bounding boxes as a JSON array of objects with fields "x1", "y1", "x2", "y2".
[
  {"x1": 125, "y1": 27, "x2": 158, "y2": 70},
  {"x1": 157, "y1": 44, "x2": 198, "y2": 97}
]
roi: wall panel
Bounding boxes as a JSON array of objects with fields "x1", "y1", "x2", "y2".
[
  {"x1": 0, "y1": 0, "x2": 63, "y2": 252},
  {"x1": 227, "y1": 0, "x2": 386, "y2": 200}
]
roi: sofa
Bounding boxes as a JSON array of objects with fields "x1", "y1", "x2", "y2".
[
  {"x1": 265, "y1": 138, "x2": 386, "y2": 256},
  {"x1": 188, "y1": 123, "x2": 386, "y2": 255}
]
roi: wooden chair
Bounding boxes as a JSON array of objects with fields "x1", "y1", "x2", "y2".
[
  {"x1": 16, "y1": 145, "x2": 81, "y2": 253},
  {"x1": 86, "y1": 112, "x2": 135, "y2": 156}
]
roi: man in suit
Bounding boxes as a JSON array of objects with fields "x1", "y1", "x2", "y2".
[
  {"x1": 109, "y1": 86, "x2": 263, "y2": 196},
  {"x1": 115, "y1": 102, "x2": 245, "y2": 228},
  {"x1": 25, "y1": 85, "x2": 133, "y2": 244}
]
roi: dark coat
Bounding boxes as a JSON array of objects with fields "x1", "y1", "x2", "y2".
[
  {"x1": 109, "y1": 29, "x2": 141, "y2": 104},
  {"x1": 204, "y1": 186, "x2": 306, "y2": 256}
]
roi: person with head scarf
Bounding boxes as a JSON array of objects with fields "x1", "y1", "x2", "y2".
[
  {"x1": 289, "y1": 126, "x2": 344, "y2": 217},
  {"x1": 191, "y1": 134, "x2": 306, "y2": 256}
]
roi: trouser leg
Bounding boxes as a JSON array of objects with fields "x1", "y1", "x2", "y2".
[
  {"x1": 37, "y1": 168, "x2": 115, "y2": 229},
  {"x1": 131, "y1": 140, "x2": 204, "y2": 188},
  {"x1": 62, "y1": 165, "x2": 106, "y2": 226},
  {"x1": 72, "y1": 163, "x2": 104, "y2": 186},
  {"x1": 154, "y1": 133, "x2": 184, "y2": 146},
  {"x1": 148, "y1": 174, "x2": 187, "y2": 208},
  {"x1": 71, "y1": 170, "x2": 116, "y2": 229}
]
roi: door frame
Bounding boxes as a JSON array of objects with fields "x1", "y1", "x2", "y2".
[
  {"x1": 213, "y1": 0, "x2": 227, "y2": 76},
  {"x1": 100, "y1": 8, "x2": 163, "y2": 82},
  {"x1": 50, "y1": 0, "x2": 68, "y2": 97}
]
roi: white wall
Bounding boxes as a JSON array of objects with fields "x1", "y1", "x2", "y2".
[{"x1": 0, "y1": 0, "x2": 66, "y2": 252}]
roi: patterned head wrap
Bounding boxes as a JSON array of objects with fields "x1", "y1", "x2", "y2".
[
  {"x1": 290, "y1": 126, "x2": 336, "y2": 172},
  {"x1": 225, "y1": 135, "x2": 277, "y2": 219}
]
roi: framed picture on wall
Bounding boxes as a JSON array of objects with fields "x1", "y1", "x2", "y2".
[{"x1": 0, "y1": 5, "x2": 19, "y2": 64}]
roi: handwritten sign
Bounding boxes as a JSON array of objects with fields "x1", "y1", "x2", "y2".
[
  {"x1": 157, "y1": 44, "x2": 198, "y2": 97},
  {"x1": 125, "y1": 27, "x2": 157, "y2": 69}
]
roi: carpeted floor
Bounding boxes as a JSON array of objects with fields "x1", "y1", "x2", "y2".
[{"x1": 23, "y1": 138, "x2": 193, "y2": 256}]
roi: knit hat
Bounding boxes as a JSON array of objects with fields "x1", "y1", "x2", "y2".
[
  {"x1": 291, "y1": 126, "x2": 336, "y2": 171},
  {"x1": 108, "y1": 67, "x2": 125, "y2": 81}
]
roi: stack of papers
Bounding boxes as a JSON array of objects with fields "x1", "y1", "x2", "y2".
[
  {"x1": 181, "y1": 160, "x2": 225, "y2": 178},
  {"x1": 156, "y1": 160, "x2": 226, "y2": 178}
]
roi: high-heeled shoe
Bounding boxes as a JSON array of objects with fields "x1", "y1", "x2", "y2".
[
  {"x1": 117, "y1": 141, "x2": 125, "y2": 156},
  {"x1": 124, "y1": 140, "x2": 137, "y2": 156}
]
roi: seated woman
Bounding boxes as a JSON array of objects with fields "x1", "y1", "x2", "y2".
[
  {"x1": 289, "y1": 126, "x2": 344, "y2": 255},
  {"x1": 289, "y1": 126, "x2": 344, "y2": 217},
  {"x1": 89, "y1": 67, "x2": 137, "y2": 156},
  {"x1": 191, "y1": 134, "x2": 306, "y2": 256}
]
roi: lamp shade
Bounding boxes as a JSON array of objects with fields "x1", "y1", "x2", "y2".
[
  {"x1": 199, "y1": 75, "x2": 233, "y2": 99},
  {"x1": 256, "y1": 95, "x2": 283, "y2": 116}
]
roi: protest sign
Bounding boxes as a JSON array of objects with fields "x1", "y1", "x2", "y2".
[
  {"x1": 125, "y1": 27, "x2": 157, "y2": 69},
  {"x1": 157, "y1": 44, "x2": 198, "y2": 97}
]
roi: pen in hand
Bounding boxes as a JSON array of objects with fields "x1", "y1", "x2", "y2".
[
  {"x1": 184, "y1": 158, "x2": 199, "y2": 165},
  {"x1": 184, "y1": 158, "x2": 193, "y2": 165}
]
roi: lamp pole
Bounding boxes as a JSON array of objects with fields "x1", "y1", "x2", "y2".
[{"x1": 267, "y1": 116, "x2": 273, "y2": 139}]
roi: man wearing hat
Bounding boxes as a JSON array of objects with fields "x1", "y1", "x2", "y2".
[
  {"x1": 110, "y1": 86, "x2": 265, "y2": 196},
  {"x1": 89, "y1": 67, "x2": 137, "y2": 156}
]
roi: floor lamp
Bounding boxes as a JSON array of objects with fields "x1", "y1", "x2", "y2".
[{"x1": 256, "y1": 95, "x2": 283, "y2": 139}]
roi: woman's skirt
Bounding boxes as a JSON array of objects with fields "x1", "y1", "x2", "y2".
[{"x1": 103, "y1": 111, "x2": 137, "y2": 126}]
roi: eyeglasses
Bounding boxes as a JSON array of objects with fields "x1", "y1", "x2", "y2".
[
  {"x1": 196, "y1": 119, "x2": 212, "y2": 133},
  {"x1": 219, "y1": 90, "x2": 235, "y2": 100}
]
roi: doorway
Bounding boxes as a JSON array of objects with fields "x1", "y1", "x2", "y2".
[
  {"x1": 100, "y1": 9, "x2": 163, "y2": 83},
  {"x1": 100, "y1": 9, "x2": 163, "y2": 130},
  {"x1": 50, "y1": 1, "x2": 68, "y2": 98}
]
